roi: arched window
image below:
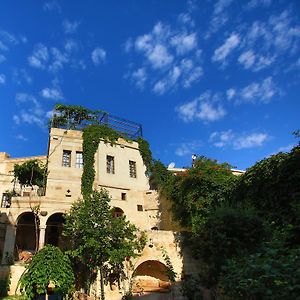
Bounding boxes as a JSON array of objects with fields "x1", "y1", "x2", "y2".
[{"x1": 112, "y1": 207, "x2": 124, "y2": 218}]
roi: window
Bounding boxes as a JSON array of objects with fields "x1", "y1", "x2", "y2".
[
  {"x1": 1, "y1": 193, "x2": 10, "y2": 208},
  {"x1": 106, "y1": 155, "x2": 115, "y2": 174},
  {"x1": 112, "y1": 207, "x2": 124, "y2": 218},
  {"x1": 62, "y1": 150, "x2": 71, "y2": 167},
  {"x1": 121, "y1": 192, "x2": 126, "y2": 200},
  {"x1": 137, "y1": 205, "x2": 143, "y2": 211},
  {"x1": 129, "y1": 160, "x2": 137, "y2": 178},
  {"x1": 75, "y1": 152, "x2": 83, "y2": 168}
]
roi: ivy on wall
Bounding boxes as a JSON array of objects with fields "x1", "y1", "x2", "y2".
[
  {"x1": 49, "y1": 103, "x2": 154, "y2": 197},
  {"x1": 81, "y1": 124, "x2": 126, "y2": 197}
]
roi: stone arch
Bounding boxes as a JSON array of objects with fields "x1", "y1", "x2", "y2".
[
  {"x1": 112, "y1": 207, "x2": 124, "y2": 218},
  {"x1": 15, "y1": 211, "x2": 39, "y2": 261},
  {"x1": 132, "y1": 260, "x2": 171, "y2": 293},
  {"x1": 45, "y1": 212, "x2": 65, "y2": 249}
]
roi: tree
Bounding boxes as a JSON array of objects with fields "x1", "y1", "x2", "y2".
[
  {"x1": 63, "y1": 189, "x2": 146, "y2": 300},
  {"x1": 12, "y1": 159, "x2": 47, "y2": 189},
  {"x1": 19, "y1": 245, "x2": 74, "y2": 299}
]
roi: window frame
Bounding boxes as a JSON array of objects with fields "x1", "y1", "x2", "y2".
[
  {"x1": 75, "y1": 151, "x2": 84, "y2": 168},
  {"x1": 106, "y1": 155, "x2": 115, "y2": 174},
  {"x1": 129, "y1": 160, "x2": 137, "y2": 178},
  {"x1": 62, "y1": 150, "x2": 71, "y2": 167}
]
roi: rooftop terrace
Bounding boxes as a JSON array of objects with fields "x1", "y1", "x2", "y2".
[{"x1": 51, "y1": 110, "x2": 143, "y2": 140}]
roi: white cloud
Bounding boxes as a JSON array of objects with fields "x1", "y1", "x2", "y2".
[
  {"x1": 246, "y1": 0, "x2": 271, "y2": 9},
  {"x1": 177, "y1": 92, "x2": 226, "y2": 123},
  {"x1": 132, "y1": 68, "x2": 147, "y2": 89},
  {"x1": 205, "y1": 0, "x2": 233, "y2": 38},
  {"x1": 226, "y1": 88, "x2": 236, "y2": 100},
  {"x1": 171, "y1": 33, "x2": 197, "y2": 55},
  {"x1": 228, "y1": 77, "x2": 279, "y2": 103},
  {"x1": 12, "y1": 69, "x2": 32, "y2": 85},
  {"x1": 210, "y1": 130, "x2": 234, "y2": 147},
  {"x1": 126, "y1": 15, "x2": 202, "y2": 94},
  {"x1": 210, "y1": 130, "x2": 269, "y2": 149},
  {"x1": 212, "y1": 33, "x2": 240, "y2": 63},
  {"x1": 41, "y1": 87, "x2": 63, "y2": 100},
  {"x1": 43, "y1": 1, "x2": 61, "y2": 13},
  {"x1": 64, "y1": 39, "x2": 79, "y2": 52},
  {"x1": 238, "y1": 50, "x2": 255, "y2": 69},
  {"x1": 0, "y1": 74, "x2": 6, "y2": 84},
  {"x1": 16, "y1": 134, "x2": 28, "y2": 141},
  {"x1": 63, "y1": 20, "x2": 80, "y2": 34},
  {"x1": 147, "y1": 44, "x2": 174, "y2": 69},
  {"x1": 238, "y1": 10, "x2": 300, "y2": 71},
  {"x1": 14, "y1": 93, "x2": 46, "y2": 128},
  {"x1": 234, "y1": 133, "x2": 268, "y2": 149},
  {"x1": 175, "y1": 140, "x2": 202, "y2": 157},
  {"x1": 153, "y1": 66, "x2": 181, "y2": 94},
  {"x1": 28, "y1": 44, "x2": 49, "y2": 69},
  {"x1": 91, "y1": 47, "x2": 106, "y2": 65},
  {"x1": 49, "y1": 47, "x2": 68, "y2": 72}
]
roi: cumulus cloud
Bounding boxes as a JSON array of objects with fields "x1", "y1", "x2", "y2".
[
  {"x1": 131, "y1": 68, "x2": 147, "y2": 89},
  {"x1": 212, "y1": 33, "x2": 240, "y2": 63},
  {"x1": 177, "y1": 92, "x2": 226, "y2": 123},
  {"x1": 210, "y1": 130, "x2": 269, "y2": 149},
  {"x1": 28, "y1": 44, "x2": 49, "y2": 69},
  {"x1": 28, "y1": 43, "x2": 86, "y2": 72},
  {"x1": 227, "y1": 77, "x2": 279, "y2": 104},
  {"x1": 63, "y1": 20, "x2": 80, "y2": 34},
  {"x1": 91, "y1": 47, "x2": 106, "y2": 65},
  {"x1": 126, "y1": 15, "x2": 202, "y2": 94},
  {"x1": 14, "y1": 93, "x2": 46, "y2": 128},
  {"x1": 205, "y1": 0, "x2": 234, "y2": 38},
  {"x1": 41, "y1": 87, "x2": 63, "y2": 100},
  {"x1": 175, "y1": 140, "x2": 202, "y2": 157},
  {"x1": 0, "y1": 74, "x2": 6, "y2": 84},
  {"x1": 234, "y1": 133, "x2": 269, "y2": 149}
]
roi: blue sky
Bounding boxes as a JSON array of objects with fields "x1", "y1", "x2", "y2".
[{"x1": 0, "y1": 0, "x2": 299, "y2": 170}]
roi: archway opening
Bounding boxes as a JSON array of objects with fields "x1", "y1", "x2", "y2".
[
  {"x1": 112, "y1": 207, "x2": 124, "y2": 218},
  {"x1": 45, "y1": 213, "x2": 66, "y2": 249},
  {"x1": 132, "y1": 260, "x2": 171, "y2": 293},
  {"x1": 15, "y1": 212, "x2": 39, "y2": 261}
]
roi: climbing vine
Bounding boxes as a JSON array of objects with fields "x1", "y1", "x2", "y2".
[
  {"x1": 81, "y1": 125, "x2": 126, "y2": 197},
  {"x1": 137, "y1": 138, "x2": 152, "y2": 175}
]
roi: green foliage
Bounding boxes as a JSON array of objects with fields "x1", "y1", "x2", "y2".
[
  {"x1": 63, "y1": 190, "x2": 146, "y2": 299},
  {"x1": 19, "y1": 245, "x2": 74, "y2": 299},
  {"x1": 149, "y1": 160, "x2": 173, "y2": 191},
  {"x1": 162, "y1": 156, "x2": 237, "y2": 227},
  {"x1": 137, "y1": 138, "x2": 152, "y2": 175},
  {"x1": 81, "y1": 124, "x2": 124, "y2": 197},
  {"x1": 220, "y1": 245, "x2": 300, "y2": 299},
  {"x1": 181, "y1": 275, "x2": 203, "y2": 300},
  {"x1": 232, "y1": 143, "x2": 300, "y2": 226},
  {"x1": 50, "y1": 103, "x2": 104, "y2": 129},
  {"x1": 191, "y1": 206, "x2": 265, "y2": 287},
  {"x1": 13, "y1": 159, "x2": 47, "y2": 188},
  {"x1": 160, "y1": 247, "x2": 176, "y2": 283}
]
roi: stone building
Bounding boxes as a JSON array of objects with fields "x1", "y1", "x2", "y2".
[{"x1": 0, "y1": 114, "x2": 199, "y2": 299}]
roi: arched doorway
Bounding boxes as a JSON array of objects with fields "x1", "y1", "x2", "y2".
[
  {"x1": 132, "y1": 260, "x2": 171, "y2": 294},
  {"x1": 112, "y1": 207, "x2": 124, "y2": 218},
  {"x1": 45, "y1": 213, "x2": 66, "y2": 249},
  {"x1": 15, "y1": 212, "x2": 39, "y2": 261}
]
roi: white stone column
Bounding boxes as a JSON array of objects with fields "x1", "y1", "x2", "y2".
[
  {"x1": 1, "y1": 224, "x2": 16, "y2": 264},
  {"x1": 38, "y1": 226, "x2": 46, "y2": 250}
]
